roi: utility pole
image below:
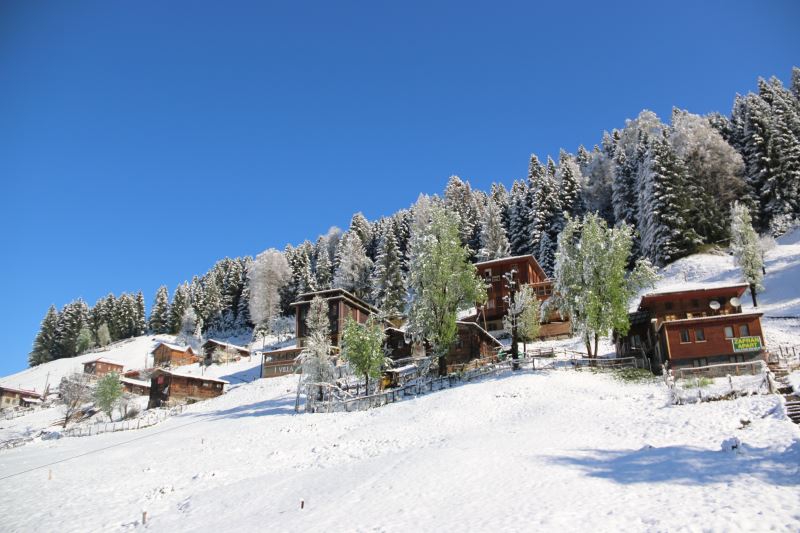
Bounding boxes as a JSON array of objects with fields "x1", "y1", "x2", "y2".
[{"x1": 503, "y1": 268, "x2": 520, "y2": 371}]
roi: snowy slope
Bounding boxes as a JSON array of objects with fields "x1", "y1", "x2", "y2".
[
  {"x1": 0, "y1": 336, "x2": 171, "y2": 395},
  {"x1": 0, "y1": 371, "x2": 798, "y2": 532}
]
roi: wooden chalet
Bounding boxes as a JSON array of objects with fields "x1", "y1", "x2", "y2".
[
  {"x1": 616, "y1": 283, "x2": 766, "y2": 371},
  {"x1": 202, "y1": 339, "x2": 251, "y2": 365},
  {"x1": 82, "y1": 358, "x2": 124, "y2": 377},
  {"x1": 0, "y1": 386, "x2": 42, "y2": 410},
  {"x1": 120, "y1": 376, "x2": 151, "y2": 396},
  {"x1": 291, "y1": 288, "x2": 380, "y2": 348},
  {"x1": 152, "y1": 342, "x2": 199, "y2": 368},
  {"x1": 385, "y1": 321, "x2": 503, "y2": 375},
  {"x1": 148, "y1": 369, "x2": 227, "y2": 408},
  {"x1": 473, "y1": 255, "x2": 570, "y2": 339}
]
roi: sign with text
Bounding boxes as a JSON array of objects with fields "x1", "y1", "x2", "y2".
[{"x1": 731, "y1": 336, "x2": 762, "y2": 352}]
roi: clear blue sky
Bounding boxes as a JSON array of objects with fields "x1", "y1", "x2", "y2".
[{"x1": 1, "y1": 0, "x2": 798, "y2": 375}]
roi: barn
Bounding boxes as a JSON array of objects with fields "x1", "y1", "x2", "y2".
[
  {"x1": 152, "y1": 342, "x2": 199, "y2": 368},
  {"x1": 83, "y1": 358, "x2": 125, "y2": 377},
  {"x1": 148, "y1": 369, "x2": 227, "y2": 408}
]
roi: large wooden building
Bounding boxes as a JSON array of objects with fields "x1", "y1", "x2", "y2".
[
  {"x1": 83, "y1": 358, "x2": 125, "y2": 377},
  {"x1": 152, "y1": 342, "x2": 199, "y2": 368},
  {"x1": 291, "y1": 289, "x2": 380, "y2": 348},
  {"x1": 148, "y1": 369, "x2": 227, "y2": 408},
  {"x1": 0, "y1": 386, "x2": 42, "y2": 410},
  {"x1": 473, "y1": 255, "x2": 570, "y2": 338},
  {"x1": 616, "y1": 283, "x2": 766, "y2": 371},
  {"x1": 261, "y1": 346, "x2": 303, "y2": 378}
]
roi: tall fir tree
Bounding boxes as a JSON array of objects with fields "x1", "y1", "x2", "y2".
[
  {"x1": 29, "y1": 305, "x2": 59, "y2": 366},
  {"x1": 508, "y1": 180, "x2": 532, "y2": 256},
  {"x1": 536, "y1": 157, "x2": 562, "y2": 274},
  {"x1": 169, "y1": 283, "x2": 189, "y2": 335},
  {"x1": 149, "y1": 286, "x2": 171, "y2": 334},
  {"x1": 370, "y1": 226, "x2": 406, "y2": 315},
  {"x1": 134, "y1": 291, "x2": 146, "y2": 336},
  {"x1": 477, "y1": 195, "x2": 511, "y2": 261},
  {"x1": 556, "y1": 149, "x2": 585, "y2": 219},
  {"x1": 333, "y1": 231, "x2": 373, "y2": 300}
]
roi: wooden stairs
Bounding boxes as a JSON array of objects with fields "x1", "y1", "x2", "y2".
[{"x1": 768, "y1": 361, "x2": 800, "y2": 424}]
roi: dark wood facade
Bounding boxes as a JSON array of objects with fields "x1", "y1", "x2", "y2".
[
  {"x1": 148, "y1": 369, "x2": 227, "y2": 408},
  {"x1": 473, "y1": 255, "x2": 570, "y2": 338},
  {"x1": 0, "y1": 386, "x2": 42, "y2": 410},
  {"x1": 152, "y1": 343, "x2": 199, "y2": 368},
  {"x1": 261, "y1": 347, "x2": 303, "y2": 378},
  {"x1": 291, "y1": 289, "x2": 379, "y2": 348},
  {"x1": 83, "y1": 358, "x2": 124, "y2": 377},
  {"x1": 120, "y1": 377, "x2": 151, "y2": 396},
  {"x1": 617, "y1": 284, "x2": 766, "y2": 371},
  {"x1": 203, "y1": 339, "x2": 251, "y2": 365}
]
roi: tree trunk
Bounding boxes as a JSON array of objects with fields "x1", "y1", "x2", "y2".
[
  {"x1": 585, "y1": 334, "x2": 593, "y2": 358},
  {"x1": 749, "y1": 283, "x2": 758, "y2": 307},
  {"x1": 365, "y1": 374, "x2": 369, "y2": 396},
  {"x1": 594, "y1": 334, "x2": 599, "y2": 360}
]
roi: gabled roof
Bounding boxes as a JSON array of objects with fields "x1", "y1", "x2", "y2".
[
  {"x1": 291, "y1": 288, "x2": 380, "y2": 315},
  {"x1": 0, "y1": 386, "x2": 42, "y2": 398},
  {"x1": 473, "y1": 254, "x2": 550, "y2": 282},
  {"x1": 120, "y1": 377, "x2": 150, "y2": 388},
  {"x1": 83, "y1": 357, "x2": 125, "y2": 367},
  {"x1": 639, "y1": 283, "x2": 749, "y2": 309},
  {"x1": 152, "y1": 342, "x2": 195, "y2": 354},
  {"x1": 203, "y1": 339, "x2": 250, "y2": 354},
  {"x1": 150, "y1": 368, "x2": 229, "y2": 385},
  {"x1": 456, "y1": 320, "x2": 504, "y2": 348}
]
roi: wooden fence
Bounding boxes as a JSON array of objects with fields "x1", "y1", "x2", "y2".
[
  {"x1": 1, "y1": 406, "x2": 38, "y2": 421},
  {"x1": 62, "y1": 404, "x2": 186, "y2": 438},
  {"x1": 305, "y1": 354, "x2": 640, "y2": 413}
]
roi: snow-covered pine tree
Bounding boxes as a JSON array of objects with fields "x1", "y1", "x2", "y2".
[
  {"x1": 556, "y1": 149, "x2": 585, "y2": 219},
  {"x1": 730, "y1": 202, "x2": 765, "y2": 306},
  {"x1": 313, "y1": 237, "x2": 333, "y2": 290},
  {"x1": 29, "y1": 305, "x2": 59, "y2": 366},
  {"x1": 536, "y1": 157, "x2": 562, "y2": 274},
  {"x1": 55, "y1": 299, "x2": 89, "y2": 359},
  {"x1": 489, "y1": 182, "x2": 511, "y2": 237},
  {"x1": 370, "y1": 225, "x2": 406, "y2": 316},
  {"x1": 134, "y1": 291, "x2": 146, "y2": 336},
  {"x1": 582, "y1": 131, "x2": 617, "y2": 223},
  {"x1": 391, "y1": 210, "x2": 412, "y2": 270},
  {"x1": 477, "y1": 194, "x2": 511, "y2": 261},
  {"x1": 149, "y1": 286, "x2": 171, "y2": 334},
  {"x1": 333, "y1": 231, "x2": 373, "y2": 300},
  {"x1": 444, "y1": 175, "x2": 482, "y2": 258},
  {"x1": 349, "y1": 213, "x2": 374, "y2": 260},
  {"x1": 669, "y1": 109, "x2": 746, "y2": 245},
  {"x1": 169, "y1": 283, "x2": 189, "y2": 335},
  {"x1": 792, "y1": 66, "x2": 800, "y2": 101},
  {"x1": 638, "y1": 132, "x2": 698, "y2": 266},
  {"x1": 508, "y1": 180, "x2": 532, "y2": 256},
  {"x1": 526, "y1": 154, "x2": 547, "y2": 255}
]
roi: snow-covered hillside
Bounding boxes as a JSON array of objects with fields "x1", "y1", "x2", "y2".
[{"x1": 1, "y1": 370, "x2": 798, "y2": 532}]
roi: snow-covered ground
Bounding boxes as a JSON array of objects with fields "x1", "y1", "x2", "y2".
[{"x1": 0, "y1": 370, "x2": 798, "y2": 532}]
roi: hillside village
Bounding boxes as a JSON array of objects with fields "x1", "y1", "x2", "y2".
[{"x1": 2, "y1": 65, "x2": 799, "y2": 530}]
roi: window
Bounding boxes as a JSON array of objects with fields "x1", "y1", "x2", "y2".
[
  {"x1": 631, "y1": 335, "x2": 641, "y2": 348},
  {"x1": 680, "y1": 329, "x2": 690, "y2": 343},
  {"x1": 487, "y1": 300, "x2": 496, "y2": 309},
  {"x1": 724, "y1": 326, "x2": 734, "y2": 339},
  {"x1": 739, "y1": 324, "x2": 750, "y2": 337},
  {"x1": 665, "y1": 302, "x2": 674, "y2": 310},
  {"x1": 695, "y1": 328, "x2": 705, "y2": 342},
  {"x1": 693, "y1": 358, "x2": 709, "y2": 367},
  {"x1": 691, "y1": 299, "x2": 699, "y2": 308}
]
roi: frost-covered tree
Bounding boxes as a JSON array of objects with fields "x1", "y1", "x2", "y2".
[
  {"x1": 502, "y1": 284, "x2": 540, "y2": 361},
  {"x1": 59, "y1": 373, "x2": 92, "y2": 428},
  {"x1": 29, "y1": 305, "x2": 59, "y2": 366},
  {"x1": 298, "y1": 296, "x2": 335, "y2": 401},
  {"x1": 341, "y1": 316, "x2": 386, "y2": 394},
  {"x1": 581, "y1": 133, "x2": 617, "y2": 223},
  {"x1": 349, "y1": 213, "x2": 374, "y2": 260},
  {"x1": 508, "y1": 179, "x2": 532, "y2": 256},
  {"x1": 551, "y1": 214, "x2": 657, "y2": 357},
  {"x1": 477, "y1": 195, "x2": 511, "y2": 261},
  {"x1": 536, "y1": 158, "x2": 562, "y2": 274},
  {"x1": 313, "y1": 237, "x2": 333, "y2": 290},
  {"x1": 177, "y1": 307, "x2": 203, "y2": 350},
  {"x1": 556, "y1": 149, "x2": 585, "y2": 219},
  {"x1": 489, "y1": 182, "x2": 511, "y2": 237},
  {"x1": 670, "y1": 109, "x2": 746, "y2": 243},
  {"x1": 55, "y1": 299, "x2": 89, "y2": 359},
  {"x1": 149, "y1": 286, "x2": 171, "y2": 334},
  {"x1": 444, "y1": 175, "x2": 482, "y2": 257},
  {"x1": 76, "y1": 327, "x2": 94, "y2": 354},
  {"x1": 96, "y1": 323, "x2": 111, "y2": 347},
  {"x1": 638, "y1": 133, "x2": 698, "y2": 266},
  {"x1": 371, "y1": 227, "x2": 406, "y2": 315},
  {"x1": 333, "y1": 231, "x2": 373, "y2": 300},
  {"x1": 134, "y1": 291, "x2": 147, "y2": 336},
  {"x1": 169, "y1": 283, "x2": 189, "y2": 335},
  {"x1": 94, "y1": 372, "x2": 123, "y2": 421},
  {"x1": 248, "y1": 248, "x2": 290, "y2": 332},
  {"x1": 730, "y1": 202, "x2": 764, "y2": 306},
  {"x1": 407, "y1": 204, "x2": 487, "y2": 373},
  {"x1": 526, "y1": 154, "x2": 547, "y2": 254}
]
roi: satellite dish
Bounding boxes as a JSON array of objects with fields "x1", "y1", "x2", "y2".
[
  {"x1": 730, "y1": 297, "x2": 741, "y2": 307},
  {"x1": 709, "y1": 300, "x2": 721, "y2": 310}
]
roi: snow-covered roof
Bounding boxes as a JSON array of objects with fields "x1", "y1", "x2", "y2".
[
  {"x1": 21, "y1": 397, "x2": 42, "y2": 404},
  {"x1": 473, "y1": 254, "x2": 537, "y2": 267},
  {"x1": 0, "y1": 386, "x2": 41, "y2": 397},
  {"x1": 387, "y1": 364, "x2": 418, "y2": 374},
  {"x1": 642, "y1": 282, "x2": 749, "y2": 298},
  {"x1": 84, "y1": 357, "x2": 125, "y2": 366},
  {"x1": 154, "y1": 342, "x2": 194, "y2": 353},
  {"x1": 204, "y1": 339, "x2": 251, "y2": 353},
  {"x1": 656, "y1": 311, "x2": 764, "y2": 330},
  {"x1": 120, "y1": 377, "x2": 150, "y2": 388},
  {"x1": 154, "y1": 368, "x2": 229, "y2": 385}
]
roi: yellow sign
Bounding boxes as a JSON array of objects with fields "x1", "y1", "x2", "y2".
[{"x1": 731, "y1": 336, "x2": 762, "y2": 352}]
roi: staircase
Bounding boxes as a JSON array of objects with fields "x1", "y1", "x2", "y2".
[{"x1": 768, "y1": 360, "x2": 800, "y2": 424}]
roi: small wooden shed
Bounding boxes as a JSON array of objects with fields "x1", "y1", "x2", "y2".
[
  {"x1": 83, "y1": 358, "x2": 125, "y2": 377},
  {"x1": 120, "y1": 376, "x2": 151, "y2": 396},
  {"x1": 148, "y1": 369, "x2": 227, "y2": 408},
  {"x1": 203, "y1": 339, "x2": 251, "y2": 365},
  {"x1": 152, "y1": 342, "x2": 199, "y2": 368},
  {"x1": 0, "y1": 386, "x2": 42, "y2": 410}
]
